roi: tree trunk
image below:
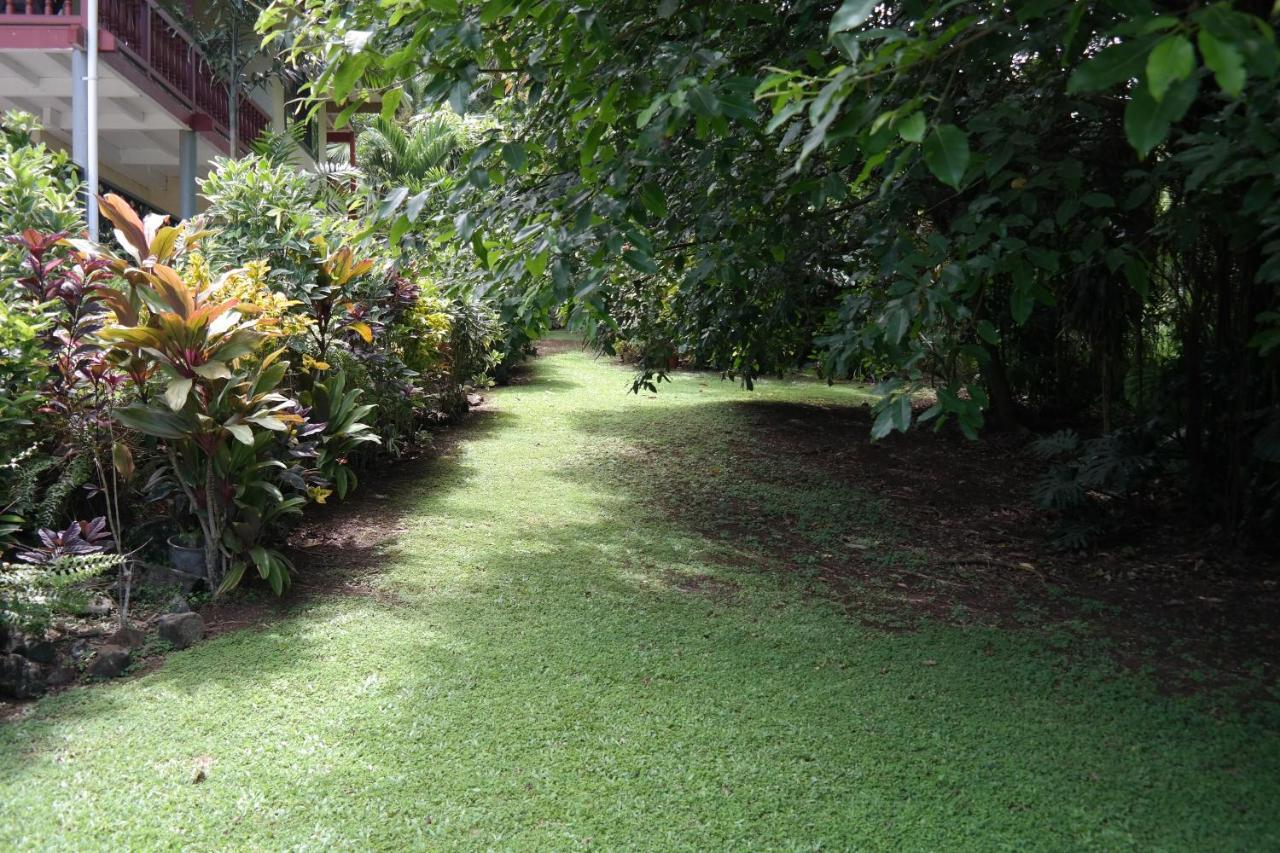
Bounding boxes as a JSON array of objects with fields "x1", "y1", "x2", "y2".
[{"x1": 983, "y1": 344, "x2": 1022, "y2": 431}]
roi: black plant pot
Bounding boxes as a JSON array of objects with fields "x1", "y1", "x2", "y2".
[{"x1": 167, "y1": 536, "x2": 207, "y2": 580}]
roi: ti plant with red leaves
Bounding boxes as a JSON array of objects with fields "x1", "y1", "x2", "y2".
[
  {"x1": 300, "y1": 238, "x2": 377, "y2": 362},
  {"x1": 7, "y1": 229, "x2": 123, "y2": 418},
  {"x1": 3, "y1": 228, "x2": 132, "y2": 553},
  {"x1": 91, "y1": 195, "x2": 315, "y2": 595}
]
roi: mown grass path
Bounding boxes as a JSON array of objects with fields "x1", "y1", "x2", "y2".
[{"x1": 2, "y1": 340, "x2": 1278, "y2": 849}]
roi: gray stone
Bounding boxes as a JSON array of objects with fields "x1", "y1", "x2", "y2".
[
  {"x1": 20, "y1": 638, "x2": 57, "y2": 665},
  {"x1": 7, "y1": 634, "x2": 56, "y2": 664},
  {"x1": 155, "y1": 612, "x2": 204, "y2": 650},
  {"x1": 167, "y1": 594, "x2": 192, "y2": 614},
  {"x1": 105, "y1": 626, "x2": 145, "y2": 650},
  {"x1": 45, "y1": 665, "x2": 77, "y2": 687},
  {"x1": 68, "y1": 639, "x2": 93, "y2": 662},
  {"x1": 0, "y1": 653, "x2": 46, "y2": 699},
  {"x1": 86, "y1": 645, "x2": 130, "y2": 679},
  {"x1": 82, "y1": 595, "x2": 114, "y2": 616}
]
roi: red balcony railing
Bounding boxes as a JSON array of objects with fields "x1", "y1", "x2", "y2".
[
  {"x1": 2, "y1": 0, "x2": 66, "y2": 14},
  {"x1": 1, "y1": 0, "x2": 270, "y2": 151}
]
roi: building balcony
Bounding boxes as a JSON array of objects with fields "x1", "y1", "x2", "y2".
[{"x1": 0, "y1": 0, "x2": 280, "y2": 215}]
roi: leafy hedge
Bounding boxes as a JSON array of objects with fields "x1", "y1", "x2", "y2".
[{"x1": 0, "y1": 111, "x2": 505, "y2": 632}]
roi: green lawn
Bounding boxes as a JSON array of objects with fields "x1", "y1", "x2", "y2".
[{"x1": 2, "y1": 339, "x2": 1277, "y2": 850}]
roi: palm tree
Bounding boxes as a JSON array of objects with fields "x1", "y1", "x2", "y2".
[{"x1": 356, "y1": 114, "x2": 464, "y2": 196}]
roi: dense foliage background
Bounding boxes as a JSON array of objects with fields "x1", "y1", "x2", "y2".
[{"x1": 261, "y1": 0, "x2": 1280, "y2": 544}]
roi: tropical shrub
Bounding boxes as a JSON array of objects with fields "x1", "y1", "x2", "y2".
[
  {"x1": 0, "y1": 114, "x2": 88, "y2": 541},
  {"x1": 0, "y1": 111, "x2": 82, "y2": 281},
  {"x1": 87, "y1": 198, "x2": 319, "y2": 592},
  {"x1": 303, "y1": 371, "x2": 380, "y2": 500},
  {"x1": 0, "y1": 112, "x2": 504, "y2": 617},
  {"x1": 199, "y1": 153, "x2": 361, "y2": 291}
]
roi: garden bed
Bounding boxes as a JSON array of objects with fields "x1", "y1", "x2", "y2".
[{"x1": 0, "y1": 399, "x2": 486, "y2": 718}]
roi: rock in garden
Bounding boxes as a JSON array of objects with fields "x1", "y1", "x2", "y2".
[
  {"x1": 167, "y1": 594, "x2": 192, "y2": 614},
  {"x1": 69, "y1": 638, "x2": 93, "y2": 662},
  {"x1": 106, "y1": 626, "x2": 145, "y2": 650},
  {"x1": 87, "y1": 645, "x2": 130, "y2": 679},
  {"x1": 0, "y1": 653, "x2": 47, "y2": 699},
  {"x1": 21, "y1": 638, "x2": 57, "y2": 664},
  {"x1": 155, "y1": 612, "x2": 204, "y2": 650},
  {"x1": 8, "y1": 634, "x2": 56, "y2": 664},
  {"x1": 45, "y1": 665, "x2": 77, "y2": 687},
  {"x1": 82, "y1": 595, "x2": 114, "y2": 616}
]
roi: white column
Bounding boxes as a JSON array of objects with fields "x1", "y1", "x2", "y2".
[
  {"x1": 71, "y1": 47, "x2": 90, "y2": 230},
  {"x1": 71, "y1": 48, "x2": 87, "y2": 167},
  {"x1": 85, "y1": 0, "x2": 100, "y2": 241},
  {"x1": 179, "y1": 130, "x2": 197, "y2": 219},
  {"x1": 269, "y1": 78, "x2": 287, "y2": 133}
]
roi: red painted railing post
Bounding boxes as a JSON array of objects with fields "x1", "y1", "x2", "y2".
[{"x1": 141, "y1": 2, "x2": 151, "y2": 65}]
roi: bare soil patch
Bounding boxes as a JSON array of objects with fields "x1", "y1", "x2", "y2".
[{"x1": 731, "y1": 398, "x2": 1280, "y2": 700}]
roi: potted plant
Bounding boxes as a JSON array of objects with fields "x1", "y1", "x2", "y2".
[
  {"x1": 92, "y1": 194, "x2": 316, "y2": 597},
  {"x1": 167, "y1": 530, "x2": 205, "y2": 579}
]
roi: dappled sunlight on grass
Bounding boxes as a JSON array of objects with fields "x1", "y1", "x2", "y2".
[{"x1": 0, "y1": 337, "x2": 1277, "y2": 849}]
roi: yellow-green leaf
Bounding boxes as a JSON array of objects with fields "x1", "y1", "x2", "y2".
[
  {"x1": 164, "y1": 376, "x2": 193, "y2": 411},
  {"x1": 348, "y1": 321, "x2": 373, "y2": 343},
  {"x1": 1146, "y1": 35, "x2": 1195, "y2": 101},
  {"x1": 1198, "y1": 30, "x2": 1245, "y2": 98},
  {"x1": 225, "y1": 423, "x2": 254, "y2": 445},
  {"x1": 112, "y1": 442, "x2": 135, "y2": 481}
]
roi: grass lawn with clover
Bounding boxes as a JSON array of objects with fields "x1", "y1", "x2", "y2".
[{"x1": 1, "y1": 335, "x2": 1277, "y2": 850}]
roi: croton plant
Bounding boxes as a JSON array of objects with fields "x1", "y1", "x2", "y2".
[{"x1": 75, "y1": 194, "x2": 380, "y2": 595}]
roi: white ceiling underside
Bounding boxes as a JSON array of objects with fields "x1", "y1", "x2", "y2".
[{"x1": 0, "y1": 48, "x2": 218, "y2": 209}]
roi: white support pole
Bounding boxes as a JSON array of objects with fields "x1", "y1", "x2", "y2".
[
  {"x1": 71, "y1": 47, "x2": 87, "y2": 170},
  {"x1": 179, "y1": 130, "x2": 197, "y2": 219},
  {"x1": 85, "y1": 0, "x2": 99, "y2": 240}
]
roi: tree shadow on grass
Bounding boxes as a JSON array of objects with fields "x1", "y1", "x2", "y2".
[
  {"x1": 24, "y1": 509, "x2": 1266, "y2": 848},
  {"x1": 561, "y1": 395, "x2": 1280, "y2": 704},
  {"x1": 2, "y1": 352, "x2": 1279, "y2": 848}
]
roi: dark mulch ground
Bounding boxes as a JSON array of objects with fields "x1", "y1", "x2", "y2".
[{"x1": 729, "y1": 398, "x2": 1280, "y2": 702}]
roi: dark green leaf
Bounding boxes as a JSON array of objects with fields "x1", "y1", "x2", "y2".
[
  {"x1": 1146, "y1": 35, "x2": 1195, "y2": 101},
  {"x1": 1124, "y1": 86, "x2": 1169, "y2": 159},
  {"x1": 1067, "y1": 39, "x2": 1153, "y2": 93},
  {"x1": 923, "y1": 124, "x2": 970, "y2": 189},
  {"x1": 502, "y1": 142, "x2": 527, "y2": 171},
  {"x1": 623, "y1": 249, "x2": 658, "y2": 274}
]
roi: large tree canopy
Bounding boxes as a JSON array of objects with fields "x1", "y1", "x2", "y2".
[{"x1": 259, "y1": 0, "x2": 1280, "y2": 538}]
